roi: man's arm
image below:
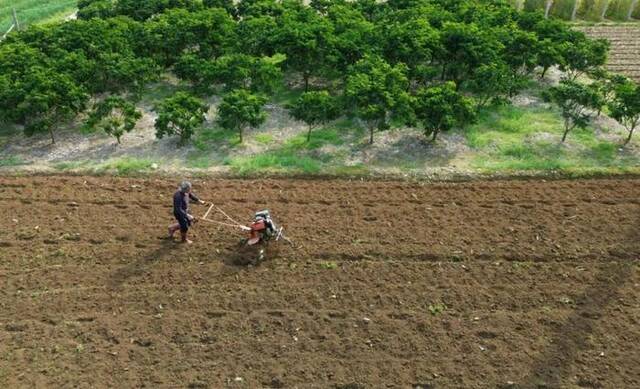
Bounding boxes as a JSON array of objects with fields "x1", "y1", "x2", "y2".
[{"x1": 189, "y1": 193, "x2": 205, "y2": 204}]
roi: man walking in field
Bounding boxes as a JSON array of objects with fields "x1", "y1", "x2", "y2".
[{"x1": 168, "y1": 181, "x2": 206, "y2": 244}]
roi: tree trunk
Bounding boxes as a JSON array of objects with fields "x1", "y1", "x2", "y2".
[
  {"x1": 239, "y1": 127, "x2": 243, "y2": 143},
  {"x1": 49, "y1": 127, "x2": 55, "y2": 145},
  {"x1": 303, "y1": 72, "x2": 310, "y2": 92},
  {"x1": 629, "y1": 0, "x2": 639, "y2": 20},
  {"x1": 601, "y1": 0, "x2": 609, "y2": 20},
  {"x1": 624, "y1": 126, "x2": 636, "y2": 145},
  {"x1": 545, "y1": 0, "x2": 554, "y2": 18},
  {"x1": 307, "y1": 125, "x2": 313, "y2": 142},
  {"x1": 369, "y1": 125, "x2": 374, "y2": 144},
  {"x1": 431, "y1": 128, "x2": 439, "y2": 142},
  {"x1": 561, "y1": 120, "x2": 571, "y2": 142},
  {"x1": 571, "y1": 0, "x2": 579, "y2": 21},
  {"x1": 541, "y1": 66, "x2": 549, "y2": 79}
]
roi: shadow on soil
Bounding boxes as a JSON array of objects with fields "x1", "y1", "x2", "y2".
[
  {"x1": 521, "y1": 212, "x2": 639, "y2": 388},
  {"x1": 107, "y1": 239, "x2": 178, "y2": 290}
]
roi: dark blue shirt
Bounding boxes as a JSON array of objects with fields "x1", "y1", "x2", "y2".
[{"x1": 173, "y1": 190, "x2": 200, "y2": 218}]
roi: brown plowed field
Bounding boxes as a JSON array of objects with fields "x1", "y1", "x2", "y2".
[{"x1": 1, "y1": 176, "x2": 639, "y2": 388}]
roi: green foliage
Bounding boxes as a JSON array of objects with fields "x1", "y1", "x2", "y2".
[
  {"x1": 319, "y1": 261, "x2": 338, "y2": 269},
  {"x1": 154, "y1": 92, "x2": 208, "y2": 146},
  {"x1": 144, "y1": 8, "x2": 236, "y2": 65},
  {"x1": 16, "y1": 68, "x2": 88, "y2": 144},
  {"x1": 345, "y1": 55, "x2": 410, "y2": 144},
  {"x1": 428, "y1": 303, "x2": 447, "y2": 316},
  {"x1": 85, "y1": 96, "x2": 142, "y2": 144},
  {"x1": 609, "y1": 80, "x2": 640, "y2": 145},
  {"x1": 0, "y1": 156, "x2": 25, "y2": 167},
  {"x1": 175, "y1": 53, "x2": 285, "y2": 93},
  {"x1": 545, "y1": 80, "x2": 604, "y2": 142},
  {"x1": 217, "y1": 89, "x2": 267, "y2": 143},
  {"x1": 560, "y1": 36, "x2": 609, "y2": 81},
  {"x1": 273, "y1": 3, "x2": 335, "y2": 90},
  {"x1": 413, "y1": 81, "x2": 476, "y2": 142},
  {"x1": 289, "y1": 91, "x2": 340, "y2": 142}
]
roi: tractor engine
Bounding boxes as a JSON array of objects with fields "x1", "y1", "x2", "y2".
[{"x1": 247, "y1": 210, "x2": 277, "y2": 245}]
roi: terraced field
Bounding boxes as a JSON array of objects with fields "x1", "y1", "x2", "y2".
[{"x1": 579, "y1": 25, "x2": 640, "y2": 82}]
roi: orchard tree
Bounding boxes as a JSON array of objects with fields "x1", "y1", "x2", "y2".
[
  {"x1": 467, "y1": 62, "x2": 512, "y2": 108},
  {"x1": 545, "y1": 80, "x2": 604, "y2": 142},
  {"x1": 609, "y1": 80, "x2": 640, "y2": 146},
  {"x1": 18, "y1": 69, "x2": 89, "y2": 145},
  {"x1": 154, "y1": 92, "x2": 208, "y2": 146},
  {"x1": 77, "y1": 0, "x2": 115, "y2": 20},
  {"x1": 537, "y1": 38, "x2": 565, "y2": 79},
  {"x1": 236, "y1": 16, "x2": 279, "y2": 56},
  {"x1": 145, "y1": 8, "x2": 236, "y2": 65},
  {"x1": 289, "y1": 91, "x2": 340, "y2": 142},
  {"x1": 590, "y1": 68, "x2": 629, "y2": 116},
  {"x1": 561, "y1": 36, "x2": 609, "y2": 81},
  {"x1": 214, "y1": 53, "x2": 285, "y2": 93},
  {"x1": 274, "y1": 4, "x2": 335, "y2": 90},
  {"x1": 345, "y1": 55, "x2": 411, "y2": 144},
  {"x1": 217, "y1": 89, "x2": 267, "y2": 143},
  {"x1": 413, "y1": 81, "x2": 476, "y2": 142},
  {"x1": 327, "y1": 4, "x2": 376, "y2": 74},
  {"x1": 86, "y1": 96, "x2": 142, "y2": 144},
  {"x1": 439, "y1": 22, "x2": 502, "y2": 88},
  {"x1": 379, "y1": 13, "x2": 440, "y2": 82}
]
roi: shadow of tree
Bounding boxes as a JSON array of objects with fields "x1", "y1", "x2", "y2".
[{"x1": 521, "y1": 210, "x2": 639, "y2": 388}]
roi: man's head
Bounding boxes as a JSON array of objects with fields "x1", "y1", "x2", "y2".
[{"x1": 179, "y1": 181, "x2": 192, "y2": 193}]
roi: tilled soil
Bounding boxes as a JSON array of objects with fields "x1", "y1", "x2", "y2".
[{"x1": 0, "y1": 175, "x2": 639, "y2": 388}]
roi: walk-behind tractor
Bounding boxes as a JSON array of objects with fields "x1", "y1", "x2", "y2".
[{"x1": 200, "y1": 204, "x2": 293, "y2": 265}]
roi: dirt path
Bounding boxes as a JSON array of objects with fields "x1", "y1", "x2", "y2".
[{"x1": 0, "y1": 176, "x2": 639, "y2": 387}]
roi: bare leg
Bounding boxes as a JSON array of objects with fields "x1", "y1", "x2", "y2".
[
  {"x1": 168, "y1": 223, "x2": 180, "y2": 238},
  {"x1": 180, "y1": 231, "x2": 193, "y2": 244}
]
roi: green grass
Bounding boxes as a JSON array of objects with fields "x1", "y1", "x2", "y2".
[
  {"x1": 98, "y1": 157, "x2": 156, "y2": 175},
  {"x1": 226, "y1": 150, "x2": 322, "y2": 175},
  {"x1": 1, "y1": 0, "x2": 77, "y2": 32},
  {"x1": 466, "y1": 104, "x2": 640, "y2": 172},
  {"x1": 54, "y1": 158, "x2": 158, "y2": 175},
  {"x1": 0, "y1": 156, "x2": 25, "y2": 167},
  {"x1": 254, "y1": 133, "x2": 274, "y2": 145},
  {"x1": 465, "y1": 105, "x2": 563, "y2": 149}
]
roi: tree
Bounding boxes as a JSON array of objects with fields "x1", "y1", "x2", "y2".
[
  {"x1": 560, "y1": 36, "x2": 609, "y2": 81},
  {"x1": 609, "y1": 80, "x2": 640, "y2": 146},
  {"x1": 438, "y1": 22, "x2": 502, "y2": 88},
  {"x1": 327, "y1": 4, "x2": 376, "y2": 75},
  {"x1": 273, "y1": 4, "x2": 335, "y2": 90},
  {"x1": 545, "y1": 80, "x2": 604, "y2": 142},
  {"x1": 145, "y1": 8, "x2": 236, "y2": 65},
  {"x1": 154, "y1": 92, "x2": 208, "y2": 146},
  {"x1": 537, "y1": 38, "x2": 565, "y2": 79},
  {"x1": 77, "y1": 0, "x2": 115, "y2": 20},
  {"x1": 467, "y1": 62, "x2": 513, "y2": 108},
  {"x1": 217, "y1": 89, "x2": 268, "y2": 143},
  {"x1": 18, "y1": 69, "x2": 89, "y2": 145},
  {"x1": 413, "y1": 81, "x2": 476, "y2": 142},
  {"x1": 85, "y1": 96, "x2": 142, "y2": 144},
  {"x1": 378, "y1": 12, "x2": 440, "y2": 82},
  {"x1": 289, "y1": 91, "x2": 340, "y2": 142},
  {"x1": 345, "y1": 55, "x2": 411, "y2": 144},
  {"x1": 213, "y1": 53, "x2": 285, "y2": 93}
]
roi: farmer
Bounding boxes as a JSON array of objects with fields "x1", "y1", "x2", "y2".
[{"x1": 168, "y1": 181, "x2": 206, "y2": 244}]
